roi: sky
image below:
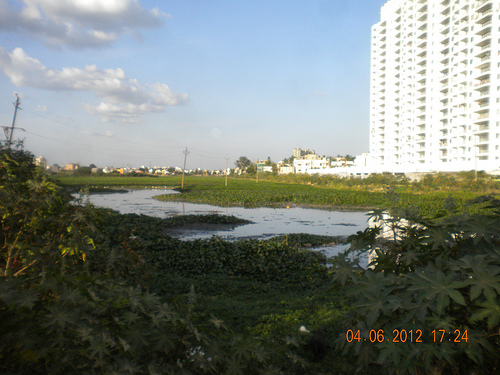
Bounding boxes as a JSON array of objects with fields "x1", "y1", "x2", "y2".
[{"x1": 0, "y1": 0, "x2": 387, "y2": 170}]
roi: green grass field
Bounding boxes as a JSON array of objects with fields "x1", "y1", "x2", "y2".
[{"x1": 56, "y1": 173, "x2": 491, "y2": 216}]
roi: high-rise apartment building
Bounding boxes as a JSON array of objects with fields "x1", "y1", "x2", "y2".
[{"x1": 370, "y1": 0, "x2": 500, "y2": 172}]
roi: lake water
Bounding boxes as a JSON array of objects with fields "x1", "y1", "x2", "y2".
[{"x1": 85, "y1": 189, "x2": 372, "y2": 259}]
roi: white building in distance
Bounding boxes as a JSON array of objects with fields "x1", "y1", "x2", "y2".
[{"x1": 370, "y1": 0, "x2": 500, "y2": 173}]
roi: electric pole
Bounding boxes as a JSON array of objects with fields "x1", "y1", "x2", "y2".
[
  {"x1": 225, "y1": 154, "x2": 229, "y2": 186},
  {"x1": 181, "y1": 147, "x2": 189, "y2": 189},
  {"x1": 5, "y1": 94, "x2": 21, "y2": 150},
  {"x1": 256, "y1": 160, "x2": 259, "y2": 183}
]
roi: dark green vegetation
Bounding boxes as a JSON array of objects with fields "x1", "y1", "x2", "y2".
[
  {"x1": 0, "y1": 144, "x2": 352, "y2": 374},
  {"x1": 331, "y1": 203, "x2": 500, "y2": 374},
  {"x1": 4, "y1": 146, "x2": 500, "y2": 374},
  {"x1": 160, "y1": 213, "x2": 251, "y2": 227}
]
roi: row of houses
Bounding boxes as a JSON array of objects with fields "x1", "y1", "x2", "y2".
[
  {"x1": 277, "y1": 149, "x2": 372, "y2": 177},
  {"x1": 35, "y1": 148, "x2": 373, "y2": 178}
]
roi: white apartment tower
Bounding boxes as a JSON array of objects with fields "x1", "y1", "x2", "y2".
[{"x1": 370, "y1": 0, "x2": 500, "y2": 173}]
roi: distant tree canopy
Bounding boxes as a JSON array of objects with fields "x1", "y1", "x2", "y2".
[
  {"x1": 235, "y1": 156, "x2": 252, "y2": 170},
  {"x1": 73, "y1": 166, "x2": 92, "y2": 176}
]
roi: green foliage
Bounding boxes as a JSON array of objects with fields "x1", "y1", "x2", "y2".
[
  {"x1": 2, "y1": 144, "x2": 350, "y2": 374},
  {"x1": 155, "y1": 179, "x2": 481, "y2": 217},
  {"x1": 101, "y1": 211, "x2": 331, "y2": 285},
  {"x1": 331, "y1": 197, "x2": 500, "y2": 374},
  {"x1": 161, "y1": 213, "x2": 251, "y2": 227},
  {"x1": 73, "y1": 166, "x2": 92, "y2": 176}
]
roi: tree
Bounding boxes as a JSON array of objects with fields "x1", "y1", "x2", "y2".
[
  {"x1": 265, "y1": 157, "x2": 278, "y2": 174},
  {"x1": 73, "y1": 166, "x2": 92, "y2": 176},
  {"x1": 282, "y1": 155, "x2": 295, "y2": 165},
  {"x1": 235, "y1": 156, "x2": 252, "y2": 171}
]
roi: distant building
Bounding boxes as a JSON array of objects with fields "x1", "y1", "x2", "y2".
[
  {"x1": 254, "y1": 160, "x2": 267, "y2": 173},
  {"x1": 48, "y1": 164, "x2": 60, "y2": 173},
  {"x1": 371, "y1": 0, "x2": 500, "y2": 172},
  {"x1": 354, "y1": 153, "x2": 372, "y2": 168},
  {"x1": 293, "y1": 158, "x2": 328, "y2": 174},
  {"x1": 65, "y1": 163, "x2": 79, "y2": 171},
  {"x1": 279, "y1": 165, "x2": 294, "y2": 175},
  {"x1": 293, "y1": 148, "x2": 317, "y2": 159},
  {"x1": 35, "y1": 156, "x2": 47, "y2": 170}
]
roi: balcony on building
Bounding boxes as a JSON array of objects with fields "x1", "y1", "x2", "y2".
[
  {"x1": 476, "y1": 133, "x2": 489, "y2": 144},
  {"x1": 441, "y1": 36, "x2": 449, "y2": 47},
  {"x1": 474, "y1": 120, "x2": 489, "y2": 131},
  {"x1": 418, "y1": 3, "x2": 427, "y2": 13},
  {"x1": 475, "y1": 110, "x2": 489, "y2": 121},
  {"x1": 440, "y1": 107, "x2": 448, "y2": 119},
  {"x1": 417, "y1": 38, "x2": 427, "y2": 49},
  {"x1": 475, "y1": 0, "x2": 491, "y2": 10},
  {"x1": 476, "y1": 2, "x2": 493, "y2": 19},
  {"x1": 475, "y1": 40, "x2": 491, "y2": 57},
  {"x1": 477, "y1": 144, "x2": 489, "y2": 155},
  {"x1": 476, "y1": 87, "x2": 490, "y2": 98},
  {"x1": 417, "y1": 78, "x2": 426, "y2": 90},
  {"x1": 416, "y1": 88, "x2": 426, "y2": 101},
  {"x1": 440, "y1": 76, "x2": 449, "y2": 89},
  {"x1": 474, "y1": 73, "x2": 490, "y2": 90},
  {"x1": 477, "y1": 29, "x2": 491, "y2": 44},
  {"x1": 475, "y1": 98, "x2": 490, "y2": 112},
  {"x1": 476, "y1": 16, "x2": 492, "y2": 34},
  {"x1": 441, "y1": 3, "x2": 450, "y2": 15}
]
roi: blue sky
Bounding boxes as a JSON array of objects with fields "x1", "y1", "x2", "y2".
[{"x1": 0, "y1": 0, "x2": 386, "y2": 169}]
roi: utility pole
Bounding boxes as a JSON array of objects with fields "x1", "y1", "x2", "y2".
[
  {"x1": 5, "y1": 94, "x2": 21, "y2": 150},
  {"x1": 181, "y1": 147, "x2": 189, "y2": 189},
  {"x1": 225, "y1": 154, "x2": 229, "y2": 186}
]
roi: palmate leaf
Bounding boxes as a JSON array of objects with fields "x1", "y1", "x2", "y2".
[
  {"x1": 422, "y1": 226, "x2": 453, "y2": 251},
  {"x1": 351, "y1": 270, "x2": 397, "y2": 296},
  {"x1": 408, "y1": 266, "x2": 467, "y2": 314},
  {"x1": 470, "y1": 297, "x2": 500, "y2": 330},
  {"x1": 330, "y1": 252, "x2": 360, "y2": 286},
  {"x1": 462, "y1": 215, "x2": 500, "y2": 246},
  {"x1": 354, "y1": 287, "x2": 396, "y2": 326},
  {"x1": 398, "y1": 249, "x2": 421, "y2": 267},
  {"x1": 469, "y1": 263, "x2": 500, "y2": 302}
]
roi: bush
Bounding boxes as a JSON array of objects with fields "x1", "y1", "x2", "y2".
[
  {"x1": 330, "y1": 198, "x2": 500, "y2": 374},
  {"x1": 0, "y1": 143, "x2": 317, "y2": 374}
]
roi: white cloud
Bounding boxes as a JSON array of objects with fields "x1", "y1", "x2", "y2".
[
  {"x1": 0, "y1": 47, "x2": 188, "y2": 122},
  {"x1": 36, "y1": 104, "x2": 48, "y2": 112},
  {"x1": 0, "y1": 0, "x2": 170, "y2": 49}
]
